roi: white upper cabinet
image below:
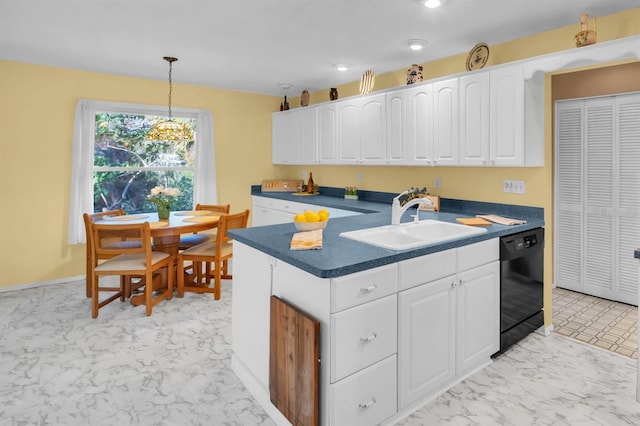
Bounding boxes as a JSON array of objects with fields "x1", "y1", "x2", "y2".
[
  {"x1": 337, "y1": 93, "x2": 387, "y2": 165},
  {"x1": 272, "y1": 108, "x2": 317, "y2": 165},
  {"x1": 433, "y1": 78, "x2": 459, "y2": 166},
  {"x1": 459, "y1": 72, "x2": 490, "y2": 166},
  {"x1": 490, "y1": 65, "x2": 526, "y2": 166},
  {"x1": 317, "y1": 103, "x2": 338, "y2": 164},
  {"x1": 405, "y1": 83, "x2": 435, "y2": 166},
  {"x1": 385, "y1": 89, "x2": 407, "y2": 165},
  {"x1": 272, "y1": 111, "x2": 296, "y2": 164}
]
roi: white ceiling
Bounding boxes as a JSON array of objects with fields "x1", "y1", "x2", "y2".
[{"x1": 0, "y1": 0, "x2": 637, "y2": 97}]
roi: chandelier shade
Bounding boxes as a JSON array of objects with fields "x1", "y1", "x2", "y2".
[{"x1": 146, "y1": 56, "x2": 193, "y2": 143}]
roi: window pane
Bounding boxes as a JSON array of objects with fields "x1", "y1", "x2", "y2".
[
  {"x1": 94, "y1": 112, "x2": 196, "y2": 167},
  {"x1": 93, "y1": 170, "x2": 194, "y2": 213},
  {"x1": 93, "y1": 111, "x2": 197, "y2": 214}
]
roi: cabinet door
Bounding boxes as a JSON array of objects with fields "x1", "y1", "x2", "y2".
[
  {"x1": 406, "y1": 83, "x2": 435, "y2": 165},
  {"x1": 298, "y1": 107, "x2": 318, "y2": 164},
  {"x1": 433, "y1": 78, "x2": 459, "y2": 166},
  {"x1": 361, "y1": 94, "x2": 387, "y2": 164},
  {"x1": 337, "y1": 100, "x2": 362, "y2": 164},
  {"x1": 490, "y1": 65, "x2": 525, "y2": 166},
  {"x1": 318, "y1": 103, "x2": 338, "y2": 164},
  {"x1": 272, "y1": 111, "x2": 297, "y2": 164},
  {"x1": 386, "y1": 89, "x2": 406, "y2": 165},
  {"x1": 456, "y1": 261, "x2": 499, "y2": 374},
  {"x1": 398, "y1": 275, "x2": 456, "y2": 409},
  {"x1": 459, "y1": 72, "x2": 490, "y2": 166}
]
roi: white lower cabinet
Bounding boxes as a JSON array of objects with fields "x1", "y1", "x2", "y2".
[
  {"x1": 232, "y1": 238, "x2": 499, "y2": 425},
  {"x1": 330, "y1": 355, "x2": 397, "y2": 426},
  {"x1": 397, "y1": 239, "x2": 499, "y2": 409},
  {"x1": 251, "y1": 195, "x2": 361, "y2": 226}
]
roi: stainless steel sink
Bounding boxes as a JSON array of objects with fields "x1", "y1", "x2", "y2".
[{"x1": 339, "y1": 220, "x2": 487, "y2": 250}]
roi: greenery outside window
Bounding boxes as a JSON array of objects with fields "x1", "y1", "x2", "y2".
[
  {"x1": 93, "y1": 112, "x2": 196, "y2": 213},
  {"x1": 68, "y1": 99, "x2": 217, "y2": 245}
]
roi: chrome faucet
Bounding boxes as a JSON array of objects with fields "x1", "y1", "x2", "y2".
[{"x1": 391, "y1": 188, "x2": 432, "y2": 225}]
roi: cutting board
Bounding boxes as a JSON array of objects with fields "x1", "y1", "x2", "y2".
[
  {"x1": 270, "y1": 296, "x2": 320, "y2": 426},
  {"x1": 456, "y1": 217, "x2": 492, "y2": 226}
]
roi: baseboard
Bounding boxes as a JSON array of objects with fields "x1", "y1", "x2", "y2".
[
  {"x1": 231, "y1": 355, "x2": 291, "y2": 426},
  {"x1": 0, "y1": 275, "x2": 84, "y2": 293}
]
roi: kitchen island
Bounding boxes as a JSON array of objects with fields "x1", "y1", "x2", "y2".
[{"x1": 229, "y1": 189, "x2": 543, "y2": 425}]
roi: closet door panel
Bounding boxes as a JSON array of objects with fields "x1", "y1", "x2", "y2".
[
  {"x1": 584, "y1": 99, "x2": 615, "y2": 298},
  {"x1": 554, "y1": 101, "x2": 584, "y2": 292},
  {"x1": 615, "y1": 94, "x2": 640, "y2": 304}
]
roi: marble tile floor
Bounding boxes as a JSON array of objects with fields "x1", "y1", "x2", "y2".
[
  {"x1": 1, "y1": 280, "x2": 639, "y2": 426},
  {"x1": 553, "y1": 287, "x2": 638, "y2": 359}
]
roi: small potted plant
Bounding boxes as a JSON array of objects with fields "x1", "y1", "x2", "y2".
[{"x1": 148, "y1": 186, "x2": 181, "y2": 219}]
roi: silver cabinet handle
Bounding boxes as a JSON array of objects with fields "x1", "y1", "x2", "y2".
[
  {"x1": 360, "y1": 284, "x2": 377, "y2": 294},
  {"x1": 359, "y1": 397, "x2": 376, "y2": 409},
  {"x1": 360, "y1": 333, "x2": 377, "y2": 343}
]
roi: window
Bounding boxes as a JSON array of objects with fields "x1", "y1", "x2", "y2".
[
  {"x1": 93, "y1": 111, "x2": 196, "y2": 213},
  {"x1": 68, "y1": 99, "x2": 217, "y2": 244}
]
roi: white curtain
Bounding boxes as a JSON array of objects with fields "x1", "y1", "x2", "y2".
[
  {"x1": 67, "y1": 100, "x2": 217, "y2": 244},
  {"x1": 67, "y1": 100, "x2": 95, "y2": 245},
  {"x1": 193, "y1": 110, "x2": 217, "y2": 205}
]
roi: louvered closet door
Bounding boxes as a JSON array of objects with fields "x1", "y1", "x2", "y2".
[
  {"x1": 555, "y1": 93, "x2": 640, "y2": 305},
  {"x1": 615, "y1": 94, "x2": 640, "y2": 304},
  {"x1": 554, "y1": 100, "x2": 584, "y2": 293},
  {"x1": 583, "y1": 99, "x2": 615, "y2": 299}
]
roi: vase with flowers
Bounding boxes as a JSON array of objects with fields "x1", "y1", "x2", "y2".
[{"x1": 148, "y1": 186, "x2": 181, "y2": 219}]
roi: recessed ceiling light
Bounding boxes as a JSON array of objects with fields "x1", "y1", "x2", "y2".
[
  {"x1": 408, "y1": 39, "x2": 426, "y2": 51},
  {"x1": 279, "y1": 83, "x2": 292, "y2": 90},
  {"x1": 424, "y1": 0, "x2": 441, "y2": 8},
  {"x1": 334, "y1": 64, "x2": 348, "y2": 72}
]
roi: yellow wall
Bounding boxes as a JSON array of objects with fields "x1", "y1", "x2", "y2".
[
  {"x1": 0, "y1": 62, "x2": 280, "y2": 287},
  {"x1": 1, "y1": 8, "x2": 638, "y2": 329}
]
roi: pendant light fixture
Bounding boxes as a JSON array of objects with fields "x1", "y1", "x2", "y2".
[{"x1": 146, "y1": 56, "x2": 193, "y2": 143}]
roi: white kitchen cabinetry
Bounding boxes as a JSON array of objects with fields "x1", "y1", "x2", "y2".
[
  {"x1": 337, "y1": 93, "x2": 387, "y2": 165},
  {"x1": 317, "y1": 103, "x2": 338, "y2": 164},
  {"x1": 405, "y1": 83, "x2": 435, "y2": 165},
  {"x1": 271, "y1": 258, "x2": 400, "y2": 426},
  {"x1": 386, "y1": 89, "x2": 407, "y2": 165},
  {"x1": 397, "y1": 239, "x2": 499, "y2": 409},
  {"x1": 490, "y1": 65, "x2": 526, "y2": 166},
  {"x1": 432, "y1": 78, "x2": 459, "y2": 166},
  {"x1": 272, "y1": 108, "x2": 317, "y2": 165},
  {"x1": 459, "y1": 72, "x2": 490, "y2": 166},
  {"x1": 251, "y1": 195, "x2": 361, "y2": 227},
  {"x1": 232, "y1": 237, "x2": 499, "y2": 425}
]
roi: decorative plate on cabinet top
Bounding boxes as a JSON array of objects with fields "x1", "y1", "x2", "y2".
[
  {"x1": 359, "y1": 70, "x2": 375, "y2": 94},
  {"x1": 466, "y1": 42, "x2": 490, "y2": 71}
]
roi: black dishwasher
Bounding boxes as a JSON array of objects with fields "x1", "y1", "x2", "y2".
[{"x1": 495, "y1": 228, "x2": 544, "y2": 355}]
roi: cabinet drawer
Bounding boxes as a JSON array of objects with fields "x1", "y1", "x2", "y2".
[
  {"x1": 457, "y1": 238, "x2": 498, "y2": 272},
  {"x1": 331, "y1": 264, "x2": 398, "y2": 312},
  {"x1": 330, "y1": 355, "x2": 397, "y2": 426},
  {"x1": 398, "y1": 248, "x2": 456, "y2": 291},
  {"x1": 331, "y1": 294, "x2": 397, "y2": 382}
]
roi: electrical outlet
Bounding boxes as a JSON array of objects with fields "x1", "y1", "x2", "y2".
[
  {"x1": 301, "y1": 170, "x2": 307, "y2": 180},
  {"x1": 434, "y1": 177, "x2": 441, "y2": 189},
  {"x1": 503, "y1": 179, "x2": 525, "y2": 194},
  {"x1": 358, "y1": 173, "x2": 364, "y2": 183}
]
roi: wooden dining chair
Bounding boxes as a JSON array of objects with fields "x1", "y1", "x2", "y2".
[
  {"x1": 83, "y1": 209, "x2": 143, "y2": 298},
  {"x1": 177, "y1": 209, "x2": 250, "y2": 300},
  {"x1": 178, "y1": 203, "x2": 230, "y2": 250},
  {"x1": 88, "y1": 221, "x2": 174, "y2": 318}
]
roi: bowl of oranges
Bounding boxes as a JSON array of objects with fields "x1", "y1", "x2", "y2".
[{"x1": 293, "y1": 209, "x2": 330, "y2": 231}]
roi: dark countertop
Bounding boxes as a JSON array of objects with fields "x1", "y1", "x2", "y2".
[{"x1": 230, "y1": 187, "x2": 545, "y2": 278}]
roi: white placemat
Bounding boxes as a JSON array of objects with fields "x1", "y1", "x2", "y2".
[
  {"x1": 104, "y1": 214, "x2": 150, "y2": 221},
  {"x1": 174, "y1": 211, "x2": 214, "y2": 216}
]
